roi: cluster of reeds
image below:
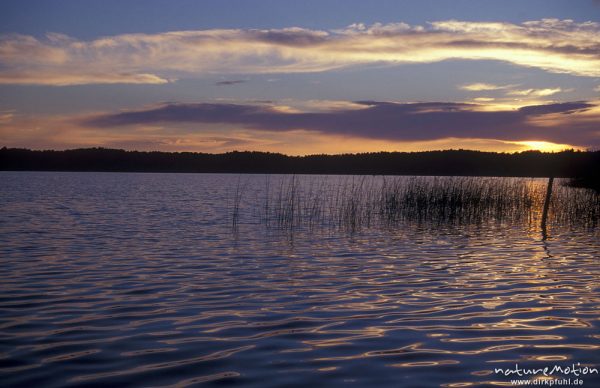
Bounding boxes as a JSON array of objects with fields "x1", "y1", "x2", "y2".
[
  {"x1": 230, "y1": 175, "x2": 599, "y2": 232},
  {"x1": 376, "y1": 176, "x2": 541, "y2": 225},
  {"x1": 551, "y1": 183, "x2": 600, "y2": 228},
  {"x1": 230, "y1": 177, "x2": 244, "y2": 229}
]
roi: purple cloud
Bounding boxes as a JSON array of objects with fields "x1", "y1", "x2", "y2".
[
  {"x1": 215, "y1": 80, "x2": 247, "y2": 86},
  {"x1": 82, "y1": 101, "x2": 598, "y2": 147}
]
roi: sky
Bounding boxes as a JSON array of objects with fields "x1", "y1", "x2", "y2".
[{"x1": 1, "y1": 0, "x2": 599, "y2": 155}]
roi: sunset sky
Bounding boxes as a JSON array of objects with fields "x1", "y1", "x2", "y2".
[{"x1": 1, "y1": 0, "x2": 599, "y2": 155}]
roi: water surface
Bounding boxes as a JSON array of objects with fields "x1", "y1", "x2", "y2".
[{"x1": 1, "y1": 172, "x2": 599, "y2": 387}]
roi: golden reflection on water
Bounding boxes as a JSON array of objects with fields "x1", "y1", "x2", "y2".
[{"x1": 390, "y1": 359, "x2": 460, "y2": 368}]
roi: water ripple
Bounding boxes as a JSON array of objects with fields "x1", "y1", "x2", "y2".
[{"x1": 0, "y1": 172, "x2": 598, "y2": 387}]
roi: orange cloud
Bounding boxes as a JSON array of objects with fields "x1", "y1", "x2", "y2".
[
  {"x1": 460, "y1": 83, "x2": 516, "y2": 91},
  {"x1": 507, "y1": 88, "x2": 564, "y2": 97}
]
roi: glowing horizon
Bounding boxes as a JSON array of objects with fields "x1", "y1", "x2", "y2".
[{"x1": 1, "y1": 1, "x2": 599, "y2": 154}]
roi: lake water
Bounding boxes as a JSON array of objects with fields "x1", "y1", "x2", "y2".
[{"x1": 1, "y1": 172, "x2": 599, "y2": 387}]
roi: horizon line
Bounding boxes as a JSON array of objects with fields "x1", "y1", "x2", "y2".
[{"x1": 2, "y1": 146, "x2": 596, "y2": 158}]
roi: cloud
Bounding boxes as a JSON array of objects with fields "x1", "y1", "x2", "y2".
[
  {"x1": 0, "y1": 110, "x2": 14, "y2": 124},
  {"x1": 0, "y1": 72, "x2": 169, "y2": 86},
  {"x1": 516, "y1": 101, "x2": 591, "y2": 115},
  {"x1": 507, "y1": 87, "x2": 563, "y2": 97},
  {"x1": 0, "y1": 112, "x2": 266, "y2": 152},
  {"x1": 1, "y1": 19, "x2": 599, "y2": 85},
  {"x1": 81, "y1": 100, "x2": 599, "y2": 147},
  {"x1": 460, "y1": 83, "x2": 516, "y2": 91},
  {"x1": 215, "y1": 79, "x2": 247, "y2": 86},
  {"x1": 102, "y1": 135, "x2": 254, "y2": 149}
]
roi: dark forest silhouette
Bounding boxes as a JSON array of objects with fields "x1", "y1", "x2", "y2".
[{"x1": 1, "y1": 147, "x2": 599, "y2": 181}]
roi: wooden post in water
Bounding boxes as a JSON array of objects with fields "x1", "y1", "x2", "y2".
[{"x1": 541, "y1": 176, "x2": 554, "y2": 240}]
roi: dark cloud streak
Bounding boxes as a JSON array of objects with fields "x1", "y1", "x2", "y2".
[
  {"x1": 215, "y1": 80, "x2": 247, "y2": 86},
  {"x1": 82, "y1": 101, "x2": 598, "y2": 146}
]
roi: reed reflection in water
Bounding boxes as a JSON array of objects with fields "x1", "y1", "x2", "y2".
[{"x1": 1, "y1": 172, "x2": 599, "y2": 387}]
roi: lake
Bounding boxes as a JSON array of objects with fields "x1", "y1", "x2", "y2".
[{"x1": 1, "y1": 172, "x2": 599, "y2": 387}]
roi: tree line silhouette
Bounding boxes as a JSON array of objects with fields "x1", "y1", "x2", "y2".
[{"x1": 1, "y1": 147, "x2": 598, "y2": 180}]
